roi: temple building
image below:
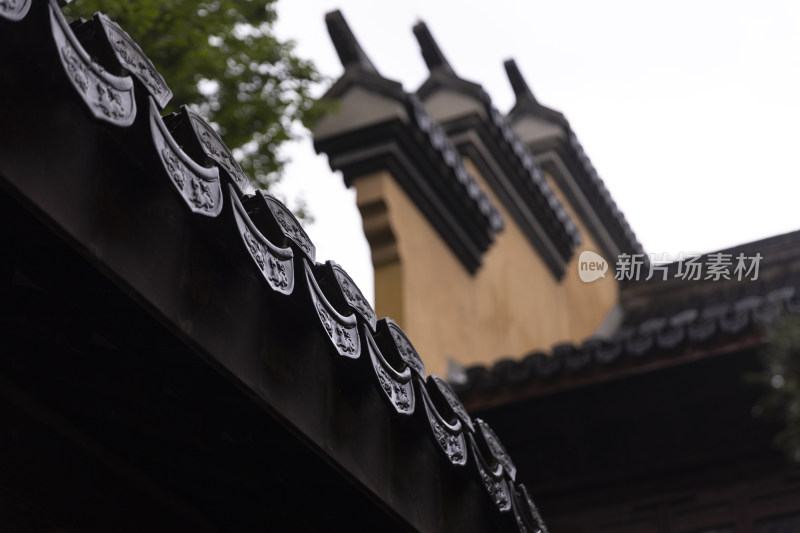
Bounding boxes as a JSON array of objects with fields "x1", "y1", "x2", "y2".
[
  {"x1": 313, "y1": 10, "x2": 800, "y2": 533},
  {"x1": 314, "y1": 13, "x2": 643, "y2": 379}
]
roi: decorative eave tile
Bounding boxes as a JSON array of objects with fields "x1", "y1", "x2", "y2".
[
  {"x1": 95, "y1": 13, "x2": 171, "y2": 109},
  {"x1": 364, "y1": 325, "x2": 414, "y2": 415},
  {"x1": 0, "y1": 0, "x2": 31, "y2": 21},
  {"x1": 149, "y1": 99, "x2": 223, "y2": 217},
  {"x1": 50, "y1": 1, "x2": 135, "y2": 127},
  {"x1": 230, "y1": 185, "x2": 294, "y2": 295},
  {"x1": 468, "y1": 433, "x2": 511, "y2": 512},
  {"x1": 418, "y1": 380, "x2": 466, "y2": 466},
  {"x1": 304, "y1": 259, "x2": 360, "y2": 359}
]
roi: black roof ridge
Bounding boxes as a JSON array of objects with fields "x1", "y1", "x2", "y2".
[
  {"x1": 1, "y1": 3, "x2": 546, "y2": 529},
  {"x1": 413, "y1": 20, "x2": 488, "y2": 103},
  {"x1": 317, "y1": 11, "x2": 504, "y2": 273},
  {"x1": 683, "y1": 227, "x2": 800, "y2": 258},
  {"x1": 322, "y1": 10, "x2": 405, "y2": 100},
  {"x1": 412, "y1": 20, "x2": 456, "y2": 77},
  {"x1": 503, "y1": 59, "x2": 565, "y2": 125},
  {"x1": 411, "y1": 22, "x2": 581, "y2": 276},
  {"x1": 504, "y1": 58, "x2": 644, "y2": 258},
  {"x1": 619, "y1": 227, "x2": 800, "y2": 295},
  {"x1": 325, "y1": 9, "x2": 379, "y2": 75}
]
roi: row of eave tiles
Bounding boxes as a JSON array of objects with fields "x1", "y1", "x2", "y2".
[
  {"x1": 0, "y1": 2, "x2": 549, "y2": 531},
  {"x1": 456, "y1": 285, "x2": 799, "y2": 395}
]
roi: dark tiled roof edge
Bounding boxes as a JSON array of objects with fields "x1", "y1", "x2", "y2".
[
  {"x1": 454, "y1": 283, "x2": 800, "y2": 408},
  {"x1": 454, "y1": 230, "x2": 800, "y2": 406},
  {"x1": 0, "y1": 3, "x2": 544, "y2": 530}
]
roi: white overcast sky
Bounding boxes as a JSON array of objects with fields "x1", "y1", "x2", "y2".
[{"x1": 272, "y1": 0, "x2": 800, "y2": 305}]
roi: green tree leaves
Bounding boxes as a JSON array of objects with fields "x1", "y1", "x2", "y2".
[{"x1": 65, "y1": 0, "x2": 326, "y2": 188}]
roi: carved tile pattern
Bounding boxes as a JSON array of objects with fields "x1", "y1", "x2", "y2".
[
  {"x1": 432, "y1": 376, "x2": 474, "y2": 432},
  {"x1": 103, "y1": 20, "x2": 169, "y2": 102},
  {"x1": 201, "y1": 130, "x2": 233, "y2": 173},
  {"x1": 365, "y1": 326, "x2": 414, "y2": 414},
  {"x1": 332, "y1": 265, "x2": 376, "y2": 328},
  {"x1": 250, "y1": 233, "x2": 287, "y2": 288},
  {"x1": 388, "y1": 324, "x2": 425, "y2": 377},
  {"x1": 93, "y1": 80, "x2": 127, "y2": 120},
  {"x1": 478, "y1": 468, "x2": 510, "y2": 512},
  {"x1": 232, "y1": 200, "x2": 293, "y2": 294},
  {"x1": 267, "y1": 256, "x2": 288, "y2": 290},
  {"x1": 52, "y1": 7, "x2": 135, "y2": 126},
  {"x1": 190, "y1": 176, "x2": 215, "y2": 210},
  {"x1": 60, "y1": 46, "x2": 89, "y2": 93},
  {"x1": 151, "y1": 103, "x2": 221, "y2": 217},
  {"x1": 0, "y1": 0, "x2": 30, "y2": 21},
  {"x1": 316, "y1": 300, "x2": 333, "y2": 335},
  {"x1": 243, "y1": 228, "x2": 266, "y2": 270},
  {"x1": 266, "y1": 197, "x2": 314, "y2": 259},
  {"x1": 376, "y1": 365, "x2": 392, "y2": 395},
  {"x1": 160, "y1": 147, "x2": 185, "y2": 187},
  {"x1": 429, "y1": 415, "x2": 466, "y2": 465},
  {"x1": 313, "y1": 299, "x2": 357, "y2": 357},
  {"x1": 188, "y1": 113, "x2": 251, "y2": 193},
  {"x1": 478, "y1": 419, "x2": 517, "y2": 480},
  {"x1": 393, "y1": 379, "x2": 412, "y2": 411},
  {"x1": 374, "y1": 366, "x2": 412, "y2": 413},
  {"x1": 241, "y1": 228, "x2": 290, "y2": 290},
  {"x1": 156, "y1": 142, "x2": 219, "y2": 216}
]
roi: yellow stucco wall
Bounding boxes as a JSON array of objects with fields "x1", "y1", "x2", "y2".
[{"x1": 353, "y1": 163, "x2": 619, "y2": 378}]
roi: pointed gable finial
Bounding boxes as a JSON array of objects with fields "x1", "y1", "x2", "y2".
[
  {"x1": 325, "y1": 10, "x2": 378, "y2": 74},
  {"x1": 412, "y1": 21, "x2": 456, "y2": 76},
  {"x1": 504, "y1": 59, "x2": 538, "y2": 106}
]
